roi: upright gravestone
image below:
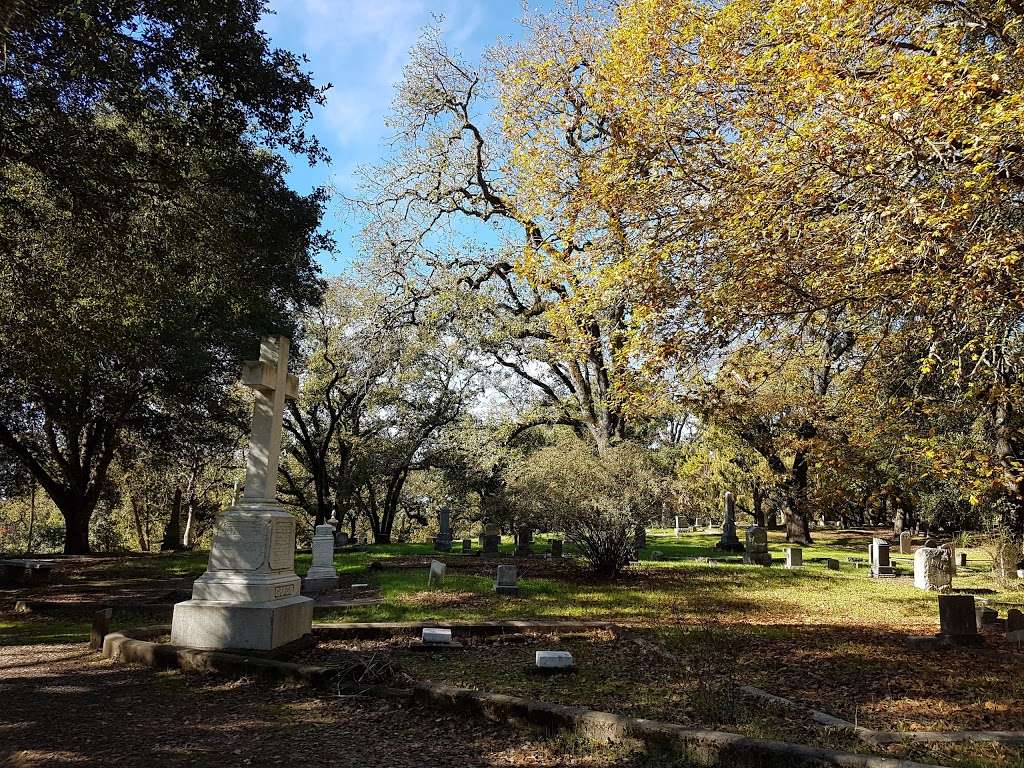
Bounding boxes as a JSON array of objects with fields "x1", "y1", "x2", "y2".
[
  {"x1": 634, "y1": 525, "x2": 647, "y2": 551},
  {"x1": 870, "y1": 538, "x2": 896, "y2": 578},
  {"x1": 494, "y1": 564, "x2": 518, "y2": 595},
  {"x1": 784, "y1": 546, "x2": 802, "y2": 568},
  {"x1": 1007, "y1": 608, "x2": 1024, "y2": 642},
  {"x1": 938, "y1": 594, "x2": 981, "y2": 645},
  {"x1": 899, "y1": 531, "x2": 912, "y2": 555},
  {"x1": 515, "y1": 526, "x2": 533, "y2": 557},
  {"x1": 434, "y1": 506, "x2": 453, "y2": 552},
  {"x1": 550, "y1": 539, "x2": 563, "y2": 558},
  {"x1": 715, "y1": 492, "x2": 743, "y2": 552},
  {"x1": 914, "y1": 546, "x2": 952, "y2": 591},
  {"x1": 674, "y1": 516, "x2": 681, "y2": 538},
  {"x1": 161, "y1": 487, "x2": 183, "y2": 551},
  {"x1": 461, "y1": 538, "x2": 472, "y2": 554},
  {"x1": 303, "y1": 524, "x2": 339, "y2": 594},
  {"x1": 743, "y1": 526, "x2": 772, "y2": 566},
  {"x1": 428, "y1": 559, "x2": 446, "y2": 587},
  {"x1": 171, "y1": 336, "x2": 313, "y2": 651},
  {"x1": 481, "y1": 523, "x2": 501, "y2": 559}
]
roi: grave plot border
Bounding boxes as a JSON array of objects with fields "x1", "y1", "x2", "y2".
[{"x1": 100, "y1": 624, "x2": 935, "y2": 768}]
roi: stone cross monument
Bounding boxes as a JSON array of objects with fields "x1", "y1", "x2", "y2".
[
  {"x1": 715, "y1": 491, "x2": 744, "y2": 552},
  {"x1": 171, "y1": 336, "x2": 313, "y2": 651}
]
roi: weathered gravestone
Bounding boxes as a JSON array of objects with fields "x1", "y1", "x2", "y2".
[
  {"x1": 550, "y1": 539, "x2": 563, "y2": 558},
  {"x1": 422, "y1": 627, "x2": 453, "y2": 645},
  {"x1": 171, "y1": 336, "x2": 312, "y2": 651},
  {"x1": 937, "y1": 594, "x2": 982, "y2": 645},
  {"x1": 975, "y1": 601, "x2": 998, "y2": 629},
  {"x1": 869, "y1": 538, "x2": 896, "y2": 578},
  {"x1": 784, "y1": 546, "x2": 802, "y2": 569},
  {"x1": 515, "y1": 526, "x2": 534, "y2": 557},
  {"x1": 715, "y1": 492, "x2": 743, "y2": 552},
  {"x1": 302, "y1": 524, "x2": 339, "y2": 594},
  {"x1": 434, "y1": 506, "x2": 453, "y2": 552},
  {"x1": 958, "y1": 552, "x2": 967, "y2": 568},
  {"x1": 494, "y1": 564, "x2": 518, "y2": 595},
  {"x1": 899, "y1": 531, "x2": 913, "y2": 555},
  {"x1": 826, "y1": 558, "x2": 840, "y2": 571},
  {"x1": 914, "y1": 546, "x2": 952, "y2": 591},
  {"x1": 428, "y1": 559, "x2": 446, "y2": 587},
  {"x1": 993, "y1": 541, "x2": 1020, "y2": 582},
  {"x1": 481, "y1": 523, "x2": 501, "y2": 559},
  {"x1": 674, "y1": 516, "x2": 681, "y2": 538},
  {"x1": 743, "y1": 525, "x2": 772, "y2": 566},
  {"x1": 461, "y1": 538, "x2": 472, "y2": 554},
  {"x1": 1007, "y1": 608, "x2": 1024, "y2": 642},
  {"x1": 90, "y1": 608, "x2": 113, "y2": 651},
  {"x1": 536, "y1": 650, "x2": 573, "y2": 670}
]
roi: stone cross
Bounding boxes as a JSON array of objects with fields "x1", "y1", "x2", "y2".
[{"x1": 240, "y1": 336, "x2": 299, "y2": 502}]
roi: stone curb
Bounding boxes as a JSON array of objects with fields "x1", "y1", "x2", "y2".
[
  {"x1": 739, "y1": 685, "x2": 1024, "y2": 746},
  {"x1": 15, "y1": 598, "x2": 379, "y2": 617},
  {"x1": 101, "y1": 626, "x2": 931, "y2": 767},
  {"x1": 313, "y1": 619, "x2": 616, "y2": 639}
]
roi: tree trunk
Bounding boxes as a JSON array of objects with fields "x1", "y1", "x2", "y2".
[
  {"x1": 784, "y1": 442, "x2": 813, "y2": 545},
  {"x1": 752, "y1": 485, "x2": 766, "y2": 527},
  {"x1": 131, "y1": 497, "x2": 150, "y2": 552},
  {"x1": 161, "y1": 486, "x2": 182, "y2": 551},
  {"x1": 60, "y1": 500, "x2": 92, "y2": 554}
]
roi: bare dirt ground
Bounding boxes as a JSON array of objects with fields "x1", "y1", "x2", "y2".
[{"x1": 0, "y1": 643, "x2": 665, "y2": 768}]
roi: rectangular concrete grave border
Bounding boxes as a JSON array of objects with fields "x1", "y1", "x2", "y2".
[
  {"x1": 15, "y1": 597, "x2": 382, "y2": 618},
  {"x1": 100, "y1": 625, "x2": 940, "y2": 768}
]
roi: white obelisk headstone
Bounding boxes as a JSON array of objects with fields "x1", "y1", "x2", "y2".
[{"x1": 171, "y1": 336, "x2": 313, "y2": 650}]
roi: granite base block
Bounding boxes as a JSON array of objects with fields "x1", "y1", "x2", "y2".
[{"x1": 170, "y1": 595, "x2": 313, "y2": 651}]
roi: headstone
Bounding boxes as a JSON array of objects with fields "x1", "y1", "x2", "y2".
[
  {"x1": 634, "y1": 524, "x2": 647, "y2": 551},
  {"x1": 302, "y1": 524, "x2": 339, "y2": 594},
  {"x1": 914, "y1": 547, "x2": 952, "y2": 591},
  {"x1": 993, "y1": 541, "x2": 1020, "y2": 581},
  {"x1": 334, "y1": 530, "x2": 349, "y2": 548},
  {"x1": 899, "y1": 531, "x2": 912, "y2": 555},
  {"x1": 161, "y1": 487, "x2": 183, "y2": 551},
  {"x1": 481, "y1": 523, "x2": 501, "y2": 559},
  {"x1": 428, "y1": 559, "x2": 446, "y2": 587},
  {"x1": 826, "y1": 558, "x2": 840, "y2": 571},
  {"x1": 494, "y1": 564, "x2": 518, "y2": 595},
  {"x1": 433, "y1": 506, "x2": 452, "y2": 552},
  {"x1": 743, "y1": 525, "x2": 771, "y2": 566},
  {"x1": 461, "y1": 538, "x2": 472, "y2": 554},
  {"x1": 938, "y1": 594, "x2": 981, "y2": 644},
  {"x1": 1007, "y1": 608, "x2": 1024, "y2": 642},
  {"x1": 514, "y1": 525, "x2": 533, "y2": 557},
  {"x1": 958, "y1": 552, "x2": 967, "y2": 568},
  {"x1": 870, "y1": 538, "x2": 896, "y2": 578},
  {"x1": 674, "y1": 516, "x2": 681, "y2": 538},
  {"x1": 975, "y1": 601, "x2": 997, "y2": 629},
  {"x1": 90, "y1": 608, "x2": 112, "y2": 651},
  {"x1": 715, "y1": 492, "x2": 743, "y2": 552},
  {"x1": 784, "y1": 546, "x2": 802, "y2": 568},
  {"x1": 422, "y1": 627, "x2": 453, "y2": 645},
  {"x1": 535, "y1": 650, "x2": 573, "y2": 669},
  {"x1": 939, "y1": 542, "x2": 957, "y2": 576},
  {"x1": 550, "y1": 539, "x2": 563, "y2": 558},
  {"x1": 171, "y1": 336, "x2": 312, "y2": 651}
]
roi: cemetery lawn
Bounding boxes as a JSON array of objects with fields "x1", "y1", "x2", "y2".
[{"x1": 4, "y1": 529, "x2": 1024, "y2": 767}]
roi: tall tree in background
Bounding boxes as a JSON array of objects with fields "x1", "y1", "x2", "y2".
[{"x1": 0, "y1": 1, "x2": 330, "y2": 553}]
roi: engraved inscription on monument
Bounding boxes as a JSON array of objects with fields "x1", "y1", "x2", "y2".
[
  {"x1": 268, "y1": 520, "x2": 295, "y2": 571},
  {"x1": 209, "y1": 520, "x2": 267, "y2": 572},
  {"x1": 273, "y1": 584, "x2": 296, "y2": 598}
]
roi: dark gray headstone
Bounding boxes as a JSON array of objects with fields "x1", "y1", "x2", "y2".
[
  {"x1": 938, "y1": 594, "x2": 978, "y2": 639},
  {"x1": 433, "y1": 506, "x2": 452, "y2": 552},
  {"x1": 1007, "y1": 608, "x2": 1024, "y2": 641},
  {"x1": 514, "y1": 525, "x2": 533, "y2": 557},
  {"x1": 494, "y1": 564, "x2": 518, "y2": 595},
  {"x1": 550, "y1": 539, "x2": 563, "y2": 558}
]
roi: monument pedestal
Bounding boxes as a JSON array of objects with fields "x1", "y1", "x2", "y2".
[{"x1": 171, "y1": 500, "x2": 313, "y2": 651}]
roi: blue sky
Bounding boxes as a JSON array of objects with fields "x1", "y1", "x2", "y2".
[{"x1": 260, "y1": 1, "x2": 553, "y2": 275}]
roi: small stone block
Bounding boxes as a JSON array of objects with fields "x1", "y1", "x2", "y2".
[
  {"x1": 90, "y1": 608, "x2": 113, "y2": 650},
  {"x1": 422, "y1": 627, "x2": 453, "y2": 645},
  {"x1": 462, "y1": 539, "x2": 472, "y2": 553},
  {"x1": 536, "y1": 650, "x2": 573, "y2": 669},
  {"x1": 427, "y1": 560, "x2": 446, "y2": 586},
  {"x1": 784, "y1": 547, "x2": 802, "y2": 568},
  {"x1": 825, "y1": 558, "x2": 840, "y2": 571},
  {"x1": 350, "y1": 583, "x2": 369, "y2": 589}
]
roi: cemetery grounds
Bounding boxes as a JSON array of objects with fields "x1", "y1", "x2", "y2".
[{"x1": 3, "y1": 529, "x2": 1024, "y2": 767}]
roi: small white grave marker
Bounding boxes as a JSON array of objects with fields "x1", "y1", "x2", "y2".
[
  {"x1": 422, "y1": 627, "x2": 453, "y2": 645},
  {"x1": 535, "y1": 650, "x2": 573, "y2": 669},
  {"x1": 428, "y1": 559, "x2": 446, "y2": 586}
]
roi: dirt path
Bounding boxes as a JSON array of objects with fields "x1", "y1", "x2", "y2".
[{"x1": 0, "y1": 643, "x2": 654, "y2": 768}]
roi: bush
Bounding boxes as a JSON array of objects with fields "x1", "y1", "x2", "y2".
[{"x1": 508, "y1": 437, "x2": 664, "y2": 576}]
